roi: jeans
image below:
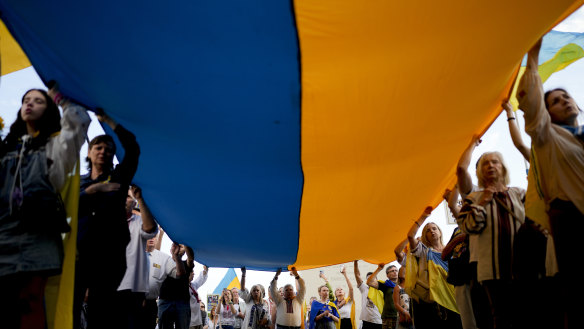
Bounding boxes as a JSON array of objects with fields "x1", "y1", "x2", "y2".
[
  {"x1": 217, "y1": 325, "x2": 234, "y2": 329},
  {"x1": 158, "y1": 299, "x2": 191, "y2": 329}
]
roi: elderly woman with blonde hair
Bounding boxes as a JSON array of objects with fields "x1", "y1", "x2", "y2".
[
  {"x1": 458, "y1": 151, "x2": 525, "y2": 329},
  {"x1": 239, "y1": 267, "x2": 271, "y2": 329}
]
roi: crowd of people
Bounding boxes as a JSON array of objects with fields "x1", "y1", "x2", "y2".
[{"x1": 0, "y1": 37, "x2": 582, "y2": 329}]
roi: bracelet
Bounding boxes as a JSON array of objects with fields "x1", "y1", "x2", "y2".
[{"x1": 507, "y1": 117, "x2": 515, "y2": 121}]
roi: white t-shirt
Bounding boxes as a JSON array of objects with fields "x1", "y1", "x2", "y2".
[
  {"x1": 118, "y1": 214, "x2": 158, "y2": 292},
  {"x1": 337, "y1": 300, "x2": 352, "y2": 319},
  {"x1": 146, "y1": 249, "x2": 176, "y2": 300},
  {"x1": 218, "y1": 304, "x2": 236, "y2": 327},
  {"x1": 357, "y1": 282, "x2": 381, "y2": 324}
]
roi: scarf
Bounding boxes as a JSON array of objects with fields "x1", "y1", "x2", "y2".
[
  {"x1": 561, "y1": 124, "x2": 584, "y2": 142},
  {"x1": 308, "y1": 300, "x2": 340, "y2": 329},
  {"x1": 190, "y1": 284, "x2": 200, "y2": 303},
  {"x1": 494, "y1": 191, "x2": 514, "y2": 280},
  {"x1": 382, "y1": 279, "x2": 396, "y2": 288},
  {"x1": 248, "y1": 302, "x2": 267, "y2": 329}
]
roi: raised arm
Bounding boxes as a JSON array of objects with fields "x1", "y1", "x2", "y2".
[
  {"x1": 407, "y1": 207, "x2": 432, "y2": 250},
  {"x1": 269, "y1": 268, "x2": 283, "y2": 305},
  {"x1": 319, "y1": 272, "x2": 334, "y2": 301},
  {"x1": 45, "y1": 82, "x2": 91, "y2": 191},
  {"x1": 443, "y1": 187, "x2": 461, "y2": 218},
  {"x1": 353, "y1": 260, "x2": 363, "y2": 287},
  {"x1": 291, "y1": 267, "x2": 306, "y2": 301},
  {"x1": 341, "y1": 267, "x2": 354, "y2": 301},
  {"x1": 240, "y1": 267, "x2": 246, "y2": 291},
  {"x1": 518, "y1": 38, "x2": 551, "y2": 145},
  {"x1": 503, "y1": 101, "x2": 530, "y2": 162},
  {"x1": 131, "y1": 185, "x2": 157, "y2": 233},
  {"x1": 97, "y1": 108, "x2": 140, "y2": 186},
  {"x1": 394, "y1": 238, "x2": 409, "y2": 264},
  {"x1": 95, "y1": 109, "x2": 118, "y2": 131},
  {"x1": 155, "y1": 227, "x2": 164, "y2": 250},
  {"x1": 185, "y1": 245, "x2": 195, "y2": 270},
  {"x1": 193, "y1": 265, "x2": 209, "y2": 289},
  {"x1": 526, "y1": 38, "x2": 541, "y2": 72},
  {"x1": 366, "y1": 264, "x2": 384, "y2": 289},
  {"x1": 171, "y1": 243, "x2": 186, "y2": 277},
  {"x1": 457, "y1": 135, "x2": 480, "y2": 197}
]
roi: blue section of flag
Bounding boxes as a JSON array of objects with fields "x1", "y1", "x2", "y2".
[
  {"x1": 427, "y1": 248, "x2": 449, "y2": 272},
  {"x1": 0, "y1": 0, "x2": 302, "y2": 269}
]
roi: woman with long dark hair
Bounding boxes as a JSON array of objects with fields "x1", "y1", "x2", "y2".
[
  {"x1": 0, "y1": 86, "x2": 90, "y2": 328},
  {"x1": 214, "y1": 288, "x2": 238, "y2": 329},
  {"x1": 517, "y1": 38, "x2": 584, "y2": 329}
]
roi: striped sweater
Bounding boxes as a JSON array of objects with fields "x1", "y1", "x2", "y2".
[{"x1": 457, "y1": 187, "x2": 525, "y2": 282}]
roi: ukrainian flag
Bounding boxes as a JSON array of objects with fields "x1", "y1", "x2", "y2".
[
  {"x1": 213, "y1": 268, "x2": 241, "y2": 295},
  {"x1": 1, "y1": 0, "x2": 583, "y2": 272},
  {"x1": 427, "y1": 250, "x2": 458, "y2": 314}
]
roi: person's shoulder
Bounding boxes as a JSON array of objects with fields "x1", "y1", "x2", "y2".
[
  {"x1": 153, "y1": 249, "x2": 171, "y2": 259},
  {"x1": 376, "y1": 281, "x2": 388, "y2": 291},
  {"x1": 508, "y1": 186, "x2": 526, "y2": 195},
  {"x1": 464, "y1": 188, "x2": 484, "y2": 202},
  {"x1": 80, "y1": 173, "x2": 94, "y2": 185}
]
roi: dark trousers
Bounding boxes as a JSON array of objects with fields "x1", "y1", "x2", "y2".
[
  {"x1": 482, "y1": 280, "x2": 516, "y2": 329},
  {"x1": 159, "y1": 299, "x2": 191, "y2": 329},
  {"x1": 340, "y1": 318, "x2": 352, "y2": 329},
  {"x1": 141, "y1": 299, "x2": 159, "y2": 329},
  {"x1": 411, "y1": 299, "x2": 462, "y2": 329},
  {"x1": 73, "y1": 253, "x2": 127, "y2": 329},
  {"x1": 117, "y1": 290, "x2": 145, "y2": 329},
  {"x1": 361, "y1": 321, "x2": 382, "y2": 329},
  {"x1": 0, "y1": 274, "x2": 48, "y2": 329},
  {"x1": 549, "y1": 198, "x2": 584, "y2": 329}
]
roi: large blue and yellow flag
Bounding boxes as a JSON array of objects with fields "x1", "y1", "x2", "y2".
[
  {"x1": 0, "y1": 0, "x2": 583, "y2": 272},
  {"x1": 404, "y1": 250, "x2": 458, "y2": 313},
  {"x1": 44, "y1": 161, "x2": 81, "y2": 329},
  {"x1": 427, "y1": 251, "x2": 458, "y2": 314},
  {"x1": 213, "y1": 268, "x2": 241, "y2": 295}
]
